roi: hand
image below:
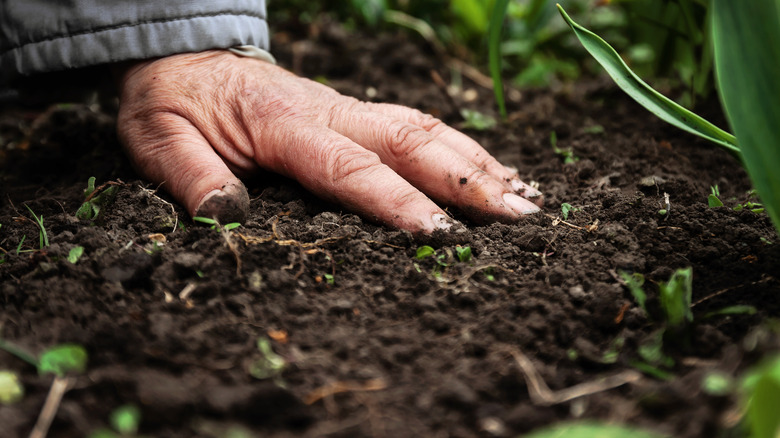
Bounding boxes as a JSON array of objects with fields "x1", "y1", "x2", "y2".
[{"x1": 114, "y1": 50, "x2": 542, "y2": 233}]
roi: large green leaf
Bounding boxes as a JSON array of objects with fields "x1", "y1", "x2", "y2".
[
  {"x1": 711, "y1": 0, "x2": 780, "y2": 235},
  {"x1": 556, "y1": 5, "x2": 740, "y2": 158},
  {"x1": 488, "y1": 0, "x2": 511, "y2": 119}
]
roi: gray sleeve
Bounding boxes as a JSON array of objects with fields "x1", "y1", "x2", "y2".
[{"x1": 0, "y1": 0, "x2": 269, "y2": 83}]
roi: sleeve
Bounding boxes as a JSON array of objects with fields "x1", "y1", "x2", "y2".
[{"x1": 0, "y1": 0, "x2": 269, "y2": 84}]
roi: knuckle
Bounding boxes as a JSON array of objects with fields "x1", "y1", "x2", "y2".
[
  {"x1": 409, "y1": 109, "x2": 445, "y2": 132},
  {"x1": 324, "y1": 146, "x2": 383, "y2": 185},
  {"x1": 386, "y1": 122, "x2": 431, "y2": 157}
]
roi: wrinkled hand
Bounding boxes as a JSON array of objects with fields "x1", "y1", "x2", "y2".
[{"x1": 115, "y1": 50, "x2": 542, "y2": 233}]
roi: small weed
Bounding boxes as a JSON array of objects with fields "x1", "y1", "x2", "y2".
[
  {"x1": 67, "y1": 246, "x2": 85, "y2": 264},
  {"x1": 658, "y1": 267, "x2": 694, "y2": 329},
  {"x1": 0, "y1": 370, "x2": 24, "y2": 405},
  {"x1": 87, "y1": 404, "x2": 142, "y2": 438},
  {"x1": 15, "y1": 235, "x2": 25, "y2": 255},
  {"x1": 550, "y1": 131, "x2": 579, "y2": 164},
  {"x1": 323, "y1": 273, "x2": 335, "y2": 285},
  {"x1": 708, "y1": 185, "x2": 724, "y2": 207},
  {"x1": 455, "y1": 246, "x2": 472, "y2": 263},
  {"x1": 192, "y1": 216, "x2": 241, "y2": 232},
  {"x1": 460, "y1": 109, "x2": 497, "y2": 131},
  {"x1": 76, "y1": 177, "x2": 118, "y2": 221},
  {"x1": 561, "y1": 203, "x2": 580, "y2": 220},
  {"x1": 249, "y1": 337, "x2": 286, "y2": 381},
  {"x1": 24, "y1": 205, "x2": 49, "y2": 249},
  {"x1": 0, "y1": 338, "x2": 87, "y2": 377}
]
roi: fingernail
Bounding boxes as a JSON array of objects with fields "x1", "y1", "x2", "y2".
[
  {"x1": 195, "y1": 182, "x2": 250, "y2": 224},
  {"x1": 510, "y1": 179, "x2": 542, "y2": 198},
  {"x1": 431, "y1": 213, "x2": 454, "y2": 230},
  {"x1": 503, "y1": 192, "x2": 540, "y2": 215}
]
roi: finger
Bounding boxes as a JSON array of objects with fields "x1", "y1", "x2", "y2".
[
  {"x1": 254, "y1": 123, "x2": 456, "y2": 233},
  {"x1": 119, "y1": 112, "x2": 250, "y2": 223},
  {"x1": 365, "y1": 102, "x2": 543, "y2": 205},
  {"x1": 329, "y1": 109, "x2": 540, "y2": 224}
]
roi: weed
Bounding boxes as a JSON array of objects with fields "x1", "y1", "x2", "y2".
[
  {"x1": 619, "y1": 271, "x2": 647, "y2": 316},
  {"x1": 87, "y1": 404, "x2": 142, "y2": 438},
  {"x1": 76, "y1": 177, "x2": 118, "y2": 221},
  {"x1": 192, "y1": 216, "x2": 241, "y2": 232},
  {"x1": 15, "y1": 235, "x2": 25, "y2": 255},
  {"x1": 708, "y1": 185, "x2": 724, "y2": 207},
  {"x1": 658, "y1": 267, "x2": 693, "y2": 329},
  {"x1": 24, "y1": 205, "x2": 49, "y2": 249},
  {"x1": 459, "y1": 109, "x2": 497, "y2": 130},
  {"x1": 323, "y1": 273, "x2": 335, "y2": 285},
  {"x1": 561, "y1": 203, "x2": 580, "y2": 220},
  {"x1": 550, "y1": 131, "x2": 578, "y2": 164},
  {"x1": 67, "y1": 246, "x2": 84, "y2": 264},
  {"x1": 249, "y1": 337, "x2": 286, "y2": 381},
  {"x1": 0, "y1": 370, "x2": 24, "y2": 405},
  {"x1": 455, "y1": 245, "x2": 472, "y2": 262},
  {"x1": 741, "y1": 354, "x2": 780, "y2": 438},
  {"x1": 0, "y1": 338, "x2": 87, "y2": 377}
]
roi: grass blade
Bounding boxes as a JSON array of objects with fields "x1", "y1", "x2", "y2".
[
  {"x1": 556, "y1": 4, "x2": 740, "y2": 158},
  {"x1": 488, "y1": 0, "x2": 510, "y2": 120},
  {"x1": 711, "y1": 0, "x2": 780, "y2": 235}
]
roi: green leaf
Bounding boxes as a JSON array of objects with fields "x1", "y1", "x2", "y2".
[
  {"x1": 619, "y1": 271, "x2": 648, "y2": 315},
  {"x1": 67, "y1": 246, "x2": 84, "y2": 264},
  {"x1": 712, "y1": 0, "x2": 780, "y2": 236},
  {"x1": 323, "y1": 273, "x2": 335, "y2": 285},
  {"x1": 455, "y1": 246, "x2": 472, "y2": 263},
  {"x1": 743, "y1": 355, "x2": 780, "y2": 438},
  {"x1": 701, "y1": 371, "x2": 733, "y2": 396},
  {"x1": 415, "y1": 245, "x2": 436, "y2": 259},
  {"x1": 488, "y1": 0, "x2": 511, "y2": 119},
  {"x1": 704, "y1": 305, "x2": 757, "y2": 319},
  {"x1": 223, "y1": 222, "x2": 241, "y2": 231},
  {"x1": 708, "y1": 194, "x2": 724, "y2": 208},
  {"x1": 85, "y1": 176, "x2": 96, "y2": 197},
  {"x1": 0, "y1": 370, "x2": 24, "y2": 405},
  {"x1": 658, "y1": 267, "x2": 693, "y2": 328},
  {"x1": 192, "y1": 217, "x2": 217, "y2": 225},
  {"x1": 249, "y1": 337, "x2": 286, "y2": 380},
  {"x1": 110, "y1": 404, "x2": 141, "y2": 435},
  {"x1": 38, "y1": 344, "x2": 88, "y2": 377},
  {"x1": 524, "y1": 421, "x2": 668, "y2": 438},
  {"x1": 561, "y1": 203, "x2": 574, "y2": 220},
  {"x1": 459, "y1": 109, "x2": 497, "y2": 131},
  {"x1": 556, "y1": 4, "x2": 740, "y2": 157}
]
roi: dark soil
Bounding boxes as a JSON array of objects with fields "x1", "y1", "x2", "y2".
[{"x1": 2, "y1": 20, "x2": 779, "y2": 438}]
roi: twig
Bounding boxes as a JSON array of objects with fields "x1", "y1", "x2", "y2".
[
  {"x1": 29, "y1": 376, "x2": 73, "y2": 438},
  {"x1": 505, "y1": 347, "x2": 641, "y2": 406},
  {"x1": 304, "y1": 378, "x2": 387, "y2": 405}
]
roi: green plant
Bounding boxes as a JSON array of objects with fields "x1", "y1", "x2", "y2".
[
  {"x1": 459, "y1": 108, "x2": 497, "y2": 130},
  {"x1": 658, "y1": 267, "x2": 693, "y2": 329},
  {"x1": 76, "y1": 177, "x2": 118, "y2": 221},
  {"x1": 249, "y1": 337, "x2": 286, "y2": 380},
  {"x1": 88, "y1": 404, "x2": 142, "y2": 438},
  {"x1": 560, "y1": 202, "x2": 580, "y2": 220},
  {"x1": 741, "y1": 354, "x2": 780, "y2": 438},
  {"x1": 192, "y1": 216, "x2": 241, "y2": 232},
  {"x1": 707, "y1": 185, "x2": 724, "y2": 207},
  {"x1": 67, "y1": 246, "x2": 85, "y2": 264},
  {"x1": 558, "y1": 1, "x2": 780, "y2": 236},
  {"x1": 550, "y1": 131, "x2": 578, "y2": 164},
  {"x1": 24, "y1": 205, "x2": 49, "y2": 249},
  {"x1": 455, "y1": 245, "x2": 472, "y2": 262},
  {"x1": 0, "y1": 339, "x2": 87, "y2": 377},
  {"x1": 0, "y1": 370, "x2": 24, "y2": 405}
]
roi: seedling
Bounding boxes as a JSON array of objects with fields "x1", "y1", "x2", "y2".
[
  {"x1": 24, "y1": 205, "x2": 49, "y2": 249},
  {"x1": 741, "y1": 354, "x2": 780, "y2": 438},
  {"x1": 561, "y1": 203, "x2": 580, "y2": 220},
  {"x1": 460, "y1": 109, "x2": 497, "y2": 131},
  {"x1": 455, "y1": 246, "x2": 472, "y2": 263},
  {"x1": 0, "y1": 338, "x2": 87, "y2": 377},
  {"x1": 249, "y1": 337, "x2": 286, "y2": 380},
  {"x1": 323, "y1": 273, "x2": 335, "y2": 285},
  {"x1": 708, "y1": 185, "x2": 724, "y2": 207},
  {"x1": 192, "y1": 216, "x2": 241, "y2": 232},
  {"x1": 658, "y1": 267, "x2": 694, "y2": 329},
  {"x1": 87, "y1": 404, "x2": 142, "y2": 438},
  {"x1": 550, "y1": 131, "x2": 578, "y2": 164},
  {"x1": 76, "y1": 177, "x2": 118, "y2": 221},
  {"x1": 523, "y1": 421, "x2": 667, "y2": 438},
  {"x1": 0, "y1": 370, "x2": 24, "y2": 405},
  {"x1": 67, "y1": 246, "x2": 85, "y2": 264},
  {"x1": 619, "y1": 271, "x2": 647, "y2": 316}
]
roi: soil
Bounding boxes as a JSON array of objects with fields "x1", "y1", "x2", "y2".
[{"x1": 2, "y1": 19, "x2": 779, "y2": 438}]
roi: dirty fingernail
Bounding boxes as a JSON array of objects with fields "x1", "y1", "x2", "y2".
[
  {"x1": 503, "y1": 192, "x2": 540, "y2": 215},
  {"x1": 510, "y1": 179, "x2": 542, "y2": 198},
  {"x1": 432, "y1": 213, "x2": 454, "y2": 230},
  {"x1": 195, "y1": 182, "x2": 250, "y2": 224}
]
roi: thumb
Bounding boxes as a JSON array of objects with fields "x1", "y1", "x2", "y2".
[{"x1": 118, "y1": 112, "x2": 250, "y2": 224}]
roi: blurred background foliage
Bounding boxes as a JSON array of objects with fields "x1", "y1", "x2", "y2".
[{"x1": 269, "y1": 0, "x2": 710, "y2": 106}]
